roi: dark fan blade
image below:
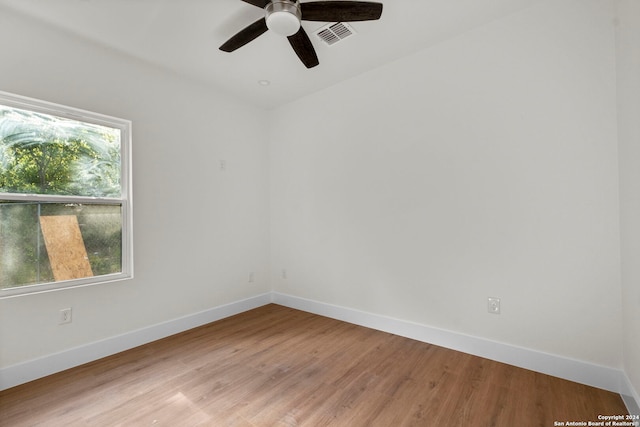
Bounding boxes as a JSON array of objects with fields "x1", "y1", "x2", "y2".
[
  {"x1": 301, "y1": 1, "x2": 383, "y2": 22},
  {"x1": 219, "y1": 18, "x2": 268, "y2": 52},
  {"x1": 288, "y1": 28, "x2": 319, "y2": 69},
  {"x1": 240, "y1": 0, "x2": 270, "y2": 8}
]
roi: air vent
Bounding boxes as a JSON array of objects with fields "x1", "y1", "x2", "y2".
[{"x1": 315, "y1": 22, "x2": 356, "y2": 46}]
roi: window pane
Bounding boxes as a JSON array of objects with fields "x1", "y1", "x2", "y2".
[
  {"x1": 0, "y1": 201, "x2": 122, "y2": 289},
  {"x1": 0, "y1": 105, "x2": 121, "y2": 197}
]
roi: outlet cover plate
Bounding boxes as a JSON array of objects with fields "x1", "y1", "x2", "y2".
[
  {"x1": 488, "y1": 297, "x2": 501, "y2": 314},
  {"x1": 59, "y1": 308, "x2": 72, "y2": 324}
]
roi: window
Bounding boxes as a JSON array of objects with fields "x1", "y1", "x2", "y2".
[{"x1": 0, "y1": 91, "x2": 132, "y2": 297}]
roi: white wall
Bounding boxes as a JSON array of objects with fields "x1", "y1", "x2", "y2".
[
  {"x1": 616, "y1": 0, "x2": 640, "y2": 404},
  {"x1": 270, "y1": 0, "x2": 623, "y2": 368},
  {"x1": 0, "y1": 7, "x2": 270, "y2": 368}
]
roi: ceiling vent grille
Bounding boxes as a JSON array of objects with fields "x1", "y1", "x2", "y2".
[{"x1": 315, "y1": 22, "x2": 356, "y2": 46}]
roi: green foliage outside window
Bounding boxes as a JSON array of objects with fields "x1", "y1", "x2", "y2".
[
  {"x1": 0, "y1": 106, "x2": 121, "y2": 197},
  {"x1": 0, "y1": 104, "x2": 124, "y2": 291}
]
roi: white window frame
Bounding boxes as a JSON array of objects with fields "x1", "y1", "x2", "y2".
[{"x1": 0, "y1": 91, "x2": 133, "y2": 298}]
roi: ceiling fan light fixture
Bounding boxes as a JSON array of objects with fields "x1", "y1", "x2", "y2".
[
  {"x1": 265, "y1": 1, "x2": 302, "y2": 37},
  {"x1": 220, "y1": 0, "x2": 383, "y2": 69}
]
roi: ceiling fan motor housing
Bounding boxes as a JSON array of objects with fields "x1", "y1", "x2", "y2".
[{"x1": 265, "y1": 1, "x2": 302, "y2": 37}]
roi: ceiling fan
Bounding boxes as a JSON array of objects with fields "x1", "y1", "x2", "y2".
[{"x1": 219, "y1": 0, "x2": 383, "y2": 69}]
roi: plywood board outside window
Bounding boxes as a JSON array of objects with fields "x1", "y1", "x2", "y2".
[{"x1": 39, "y1": 215, "x2": 93, "y2": 281}]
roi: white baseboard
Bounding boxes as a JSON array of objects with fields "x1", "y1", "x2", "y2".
[
  {"x1": 271, "y1": 292, "x2": 631, "y2": 397},
  {"x1": 622, "y1": 374, "x2": 640, "y2": 416},
  {"x1": 2, "y1": 289, "x2": 638, "y2": 416},
  {"x1": 0, "y1": 293, "x2": 272, "y2": 391}
]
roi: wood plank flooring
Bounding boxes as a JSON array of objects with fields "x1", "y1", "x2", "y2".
[{"x1": 0, "y1": 304, "x2": 628, "y2": 426}]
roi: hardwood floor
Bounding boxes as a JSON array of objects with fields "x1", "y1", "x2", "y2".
[{"x1": 0, "y1": 304, "x2": 628, "y2": 426}]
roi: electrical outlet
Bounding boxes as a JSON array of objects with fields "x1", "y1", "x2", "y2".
[
  {"x1": 488, "y1": 297, "x2": 500, "y2": 314},
  {"x1": 282, "y1": 269, "x2": 287, "y2": 279},
  {"x1": 248, "y1": 272, "x2": 255, "y2": 283},
  {"x1": 59, "y1": 308, "x2": 72, "y2": 324}
]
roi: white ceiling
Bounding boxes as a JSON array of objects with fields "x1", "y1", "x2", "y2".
[{"x1": 0, "y1": 0, "x2": 543, "y2": 109}]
